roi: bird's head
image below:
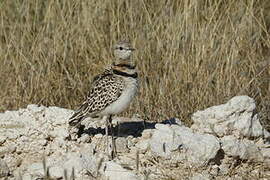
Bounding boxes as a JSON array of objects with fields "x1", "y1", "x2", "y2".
[{"x1": 113, "y1": 40, "x2": 135, "y2": 60}]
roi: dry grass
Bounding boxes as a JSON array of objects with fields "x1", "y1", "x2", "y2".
[{"x1": 0, "y1": 0, "x2": 270, "y2": 128}]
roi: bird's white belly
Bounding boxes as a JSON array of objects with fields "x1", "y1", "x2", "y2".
[{"x1": 101, "y1": 79, "x2": 138, "y2": 115}]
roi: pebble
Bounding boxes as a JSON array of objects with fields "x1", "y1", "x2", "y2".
[{"x1": 0, "y1": 159, "x2": 10, "y2": 178}]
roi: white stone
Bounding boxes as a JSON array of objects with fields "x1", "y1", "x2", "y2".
[
  {"x1": 44, "y1": 106, "x2": 73, "y2": 126},
  {"x1": 261, "y1": 148, "x2": 270, "y2": 158},
  {"x1": 149, "y1": 124, "x2": 181, "y2": 157},
  {"x1": 261, "y1": 148, "x2": 270, "y2": 166},
  {"x1": 2, "y1": 102, "x2": 269, "y2": 179},
  {"x1": 20, "y1": 173, "x2": 32, "y2": 180},
  {"x1": 173, "y1": 125, "x2": 220, "y2": 166},
  {"x1": 155, "y1": 123, "x2": 172, "y2": 131},
  {"x1": 94, "y1": 133, "x2": 103, "y2": 139},
  {"x1": 79, "y1": 145, "x2": 101, "y2": 174},
  {"x1": 135, "y1": 139, "x2": 149, "y2": 153},
  {"x1": 209, "y1": 165, "x2": 219, "y2": 176},
  {"x1": 150, "y1": 124, "x2": 220, "y2": 166},
  {"x1": 219, "y1": 163, "x2": 230, "y2": 175},
  {"x1": 0, "y1": 136, "x2": 6, "y2": 145},
  {"x1": 141, "y1": 129, "x2": 153, "y2": 139},
  {"x1": 0, "y1": 144, "x2": 16, "y2": 156},
  {"x1": 191, "y1": 96, "x2": 269, "y2": 138},
  {"x1": 0, "y1": 159, "x2": 9, "y2": 178},
  {"x1": 48, "y1": 165, "x2": 64, "y2": 179},
  {"x1": 49, "y1": 128, "x2": 69, "y2": 139},
  {"x1": 4, "y1": 156, "x2": 22, "y2": 170},
  {"x1": 103, "y1": 161, "x2": 139, "y2": 180},
  {"x1": 26, "y1": 160, "x2": 64, "y2": 179},
  {"x1": 63, "y1": 154, "x2": 84, "y2": 173},
  {"x1": 115, "y1": 137, "x2": 129, "y2": 153},
  {"x1": 221, "y1": 136, "x2": 264, "y2": 161},
  {"x1": 78, "y1": 134, "x2": 91, "y2": 143},
  {"x1": 27, "y1": 162, "x2": 44, "y2": 176},
  {"x1": 191, "y1": 172, "x2": 210, "y2": 180}
]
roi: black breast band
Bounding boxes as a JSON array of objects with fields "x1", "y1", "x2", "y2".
[{"x1": 113, "y1": 69, "x2": 138, "y2": 78}]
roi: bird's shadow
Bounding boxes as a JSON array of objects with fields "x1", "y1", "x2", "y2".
[{"x1": 78, "y1": 118, "x2": 180, "y2": 138}]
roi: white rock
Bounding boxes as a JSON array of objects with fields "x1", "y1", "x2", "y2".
[
  {"x1": 135, "y1": 139, "x2": 149, "y2": 153},
  {"x1": 38, "y1": 139, "x2": 48, "y2": 146},
  {"x1": 221, "y1": 135, "x2": 264, "y2": 161},
  {"x1": 261, "y1": 148, "x2": 270, "y2": 166},
  {"x1": 103, "y1": 161, "x2": 139, "y2": 180},
  {"x1": 141, "y1": 129, "x2": 153, "y2": 139},
  {"x1": 48, "y1": 165, "x2": 64, "y2": 179},
  {"x1": 26, "y1": 104, "x2": 46, "y2": 113},
  {"x1": 79, "y1": 145, "x2": 101, "y2": 174},
  {"x1": 0, "y1": 144, "x2": 16, "y2": 156},
  {"x1": 94, "y1": 133, "x2": 103, "y2": 139},
  {"x1": 173, "y1": 125, "x2": 220, "y2": 166},
  {"x1": 191, "y1": 172, "x2": 210, "y2": 180},
  {"x1": 3, "y1": 155, "x2": 22, "y2": 170},
  {"x1": 155, "y1": 123, "x2": 172, "y2": 131},
  {"x1": 20, "y1": 173, "x2": 32, "y2": 180},
  {"x1": 44, "y1": 106, "x2": 73, "y2": 126},
  {"x1": 219, "y1": 163, "x2": 230, "y2": 175},
  {"x1": 150, "y1": 124, "x2": 220, "y2": 166},
  {"x1": 209, "y1": 165, "x2": 219, "y2": 176},
  {"x1": 78, "y1": 134, "x2": 91, "y2": 143},
  {"x1": 26, "y1": 160, "x2": 64, "y2": 179},
  {"x1": 63, "y1": 154, "x2": 84, "y2": 173},
  {"x1": 27, "y1": 162, "x2": 44, "y2": 177},
  {"x1": 115, "y1": 137, "x2": 129, "y2": 153},
  {"x1": 0, "y1": 136, "x2": 6, "y2": 145},
  {"x1": 0, "y1": 159, "x2": 9, "y2": 178},
  {"x1": 261, "y1": 148, "x2": 270, "y2": 158},
  {"x1": 49, "y1": 128, "x2": 69, "y2": 139},
  {"x1": 149, "y1": 124, "x2": 181, "y2": 157},
  {"x1": 191, "y1": 96, "x2": 269, "y2": 138}
]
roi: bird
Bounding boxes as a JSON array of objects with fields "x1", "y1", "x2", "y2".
[{"x1": 68, "y1": 40, "x2": 138, "y2": 157}]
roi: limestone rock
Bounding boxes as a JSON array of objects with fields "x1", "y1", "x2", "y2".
[
  {"x1": 135, "y1": 139, "x2": 149, "y2": 153},
  {"x1": 103, "y1": 161, "x2": 139, "y2": 180},
  {"x1": 149, "y1": 124, "x2": 182, "y2": 157},
  {"x1": 115, "y1": 137, "x2": 129, "y2": 153},
  {"x1": 0, "y1": 159, "x2": 9, "y2": 178},
  {"x1": 173, "y1": 125, "x2": 220, "y2": 166},
  {"x1": 191, "y1": 172, "x2": 210, "y2": 180},
  {"x1": 261, "y1": 147, "x2": 270, "y2": 166},
  {"x1": 191, "y1": 96, "x2": 269, "y2": 138},
  {"x1": 26, "y1": 162, "x2": 44, "y2": 178},
  {"x1": 221, "y1": 135, "x2": 264, "y2": 161},
  {"x1": 150, "y1": 124, "x2": 220, "y2": 166},
  {"x1": 1, "y1": 101, "x2": 269, "y2": 179}
]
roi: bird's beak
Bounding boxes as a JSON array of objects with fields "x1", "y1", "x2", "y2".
[{"x1": 129, "y1": 48, "x2": 135, "y2": 51}]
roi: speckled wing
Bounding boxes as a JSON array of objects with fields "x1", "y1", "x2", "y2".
[{"x1": 69, "y1": 70, "x2": 124, "y2": 126}]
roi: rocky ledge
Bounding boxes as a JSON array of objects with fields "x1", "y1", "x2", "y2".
[{"x1": 0, "y1": 96, "x2": 269, "y2": 179}]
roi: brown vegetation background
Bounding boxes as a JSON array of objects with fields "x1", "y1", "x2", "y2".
[{"x1": 0, "y1": 0, "x2": 269, "y2": 129}]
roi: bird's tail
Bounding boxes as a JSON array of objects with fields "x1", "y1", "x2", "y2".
[
  {"x1": 69, "y1": 100, "x2": 93, "y2": 127},
  {"x1": 69, "y1": 114, "x2": 84, "y2": 127},
  {"x1": 69, "y1": 106, "x2": 88, "y2": 127}
]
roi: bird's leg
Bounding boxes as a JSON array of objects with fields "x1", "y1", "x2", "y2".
[
  {"x1": 109, "y1": 115, "x2": 117, "y2": 159},
  {"x1": 103, "y1": 116, "x2": 110, "y2": 156}
]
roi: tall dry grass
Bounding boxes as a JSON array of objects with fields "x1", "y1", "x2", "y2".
[{"x1": 0, "y1": 0, "x2": 269, "y2": 128}]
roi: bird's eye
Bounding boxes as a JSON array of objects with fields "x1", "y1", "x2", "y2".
[{"x1": 119, "y1": 47, "x2": 123, "y2": 50}]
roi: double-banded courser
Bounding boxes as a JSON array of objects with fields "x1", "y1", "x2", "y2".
[{"x1": 69, "y1": 41, "x2": 138, "y2": 156}]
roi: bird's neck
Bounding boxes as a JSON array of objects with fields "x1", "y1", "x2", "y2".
[
  {"x1": 113, "y1": 58, "x2": 135, "y2": 69},
  {"x1": 112, "y1": 62, "x2": 136, "y2": 69},
  {"x1": 111, "y1": 60, "x2": 137, "y2": 78}
]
